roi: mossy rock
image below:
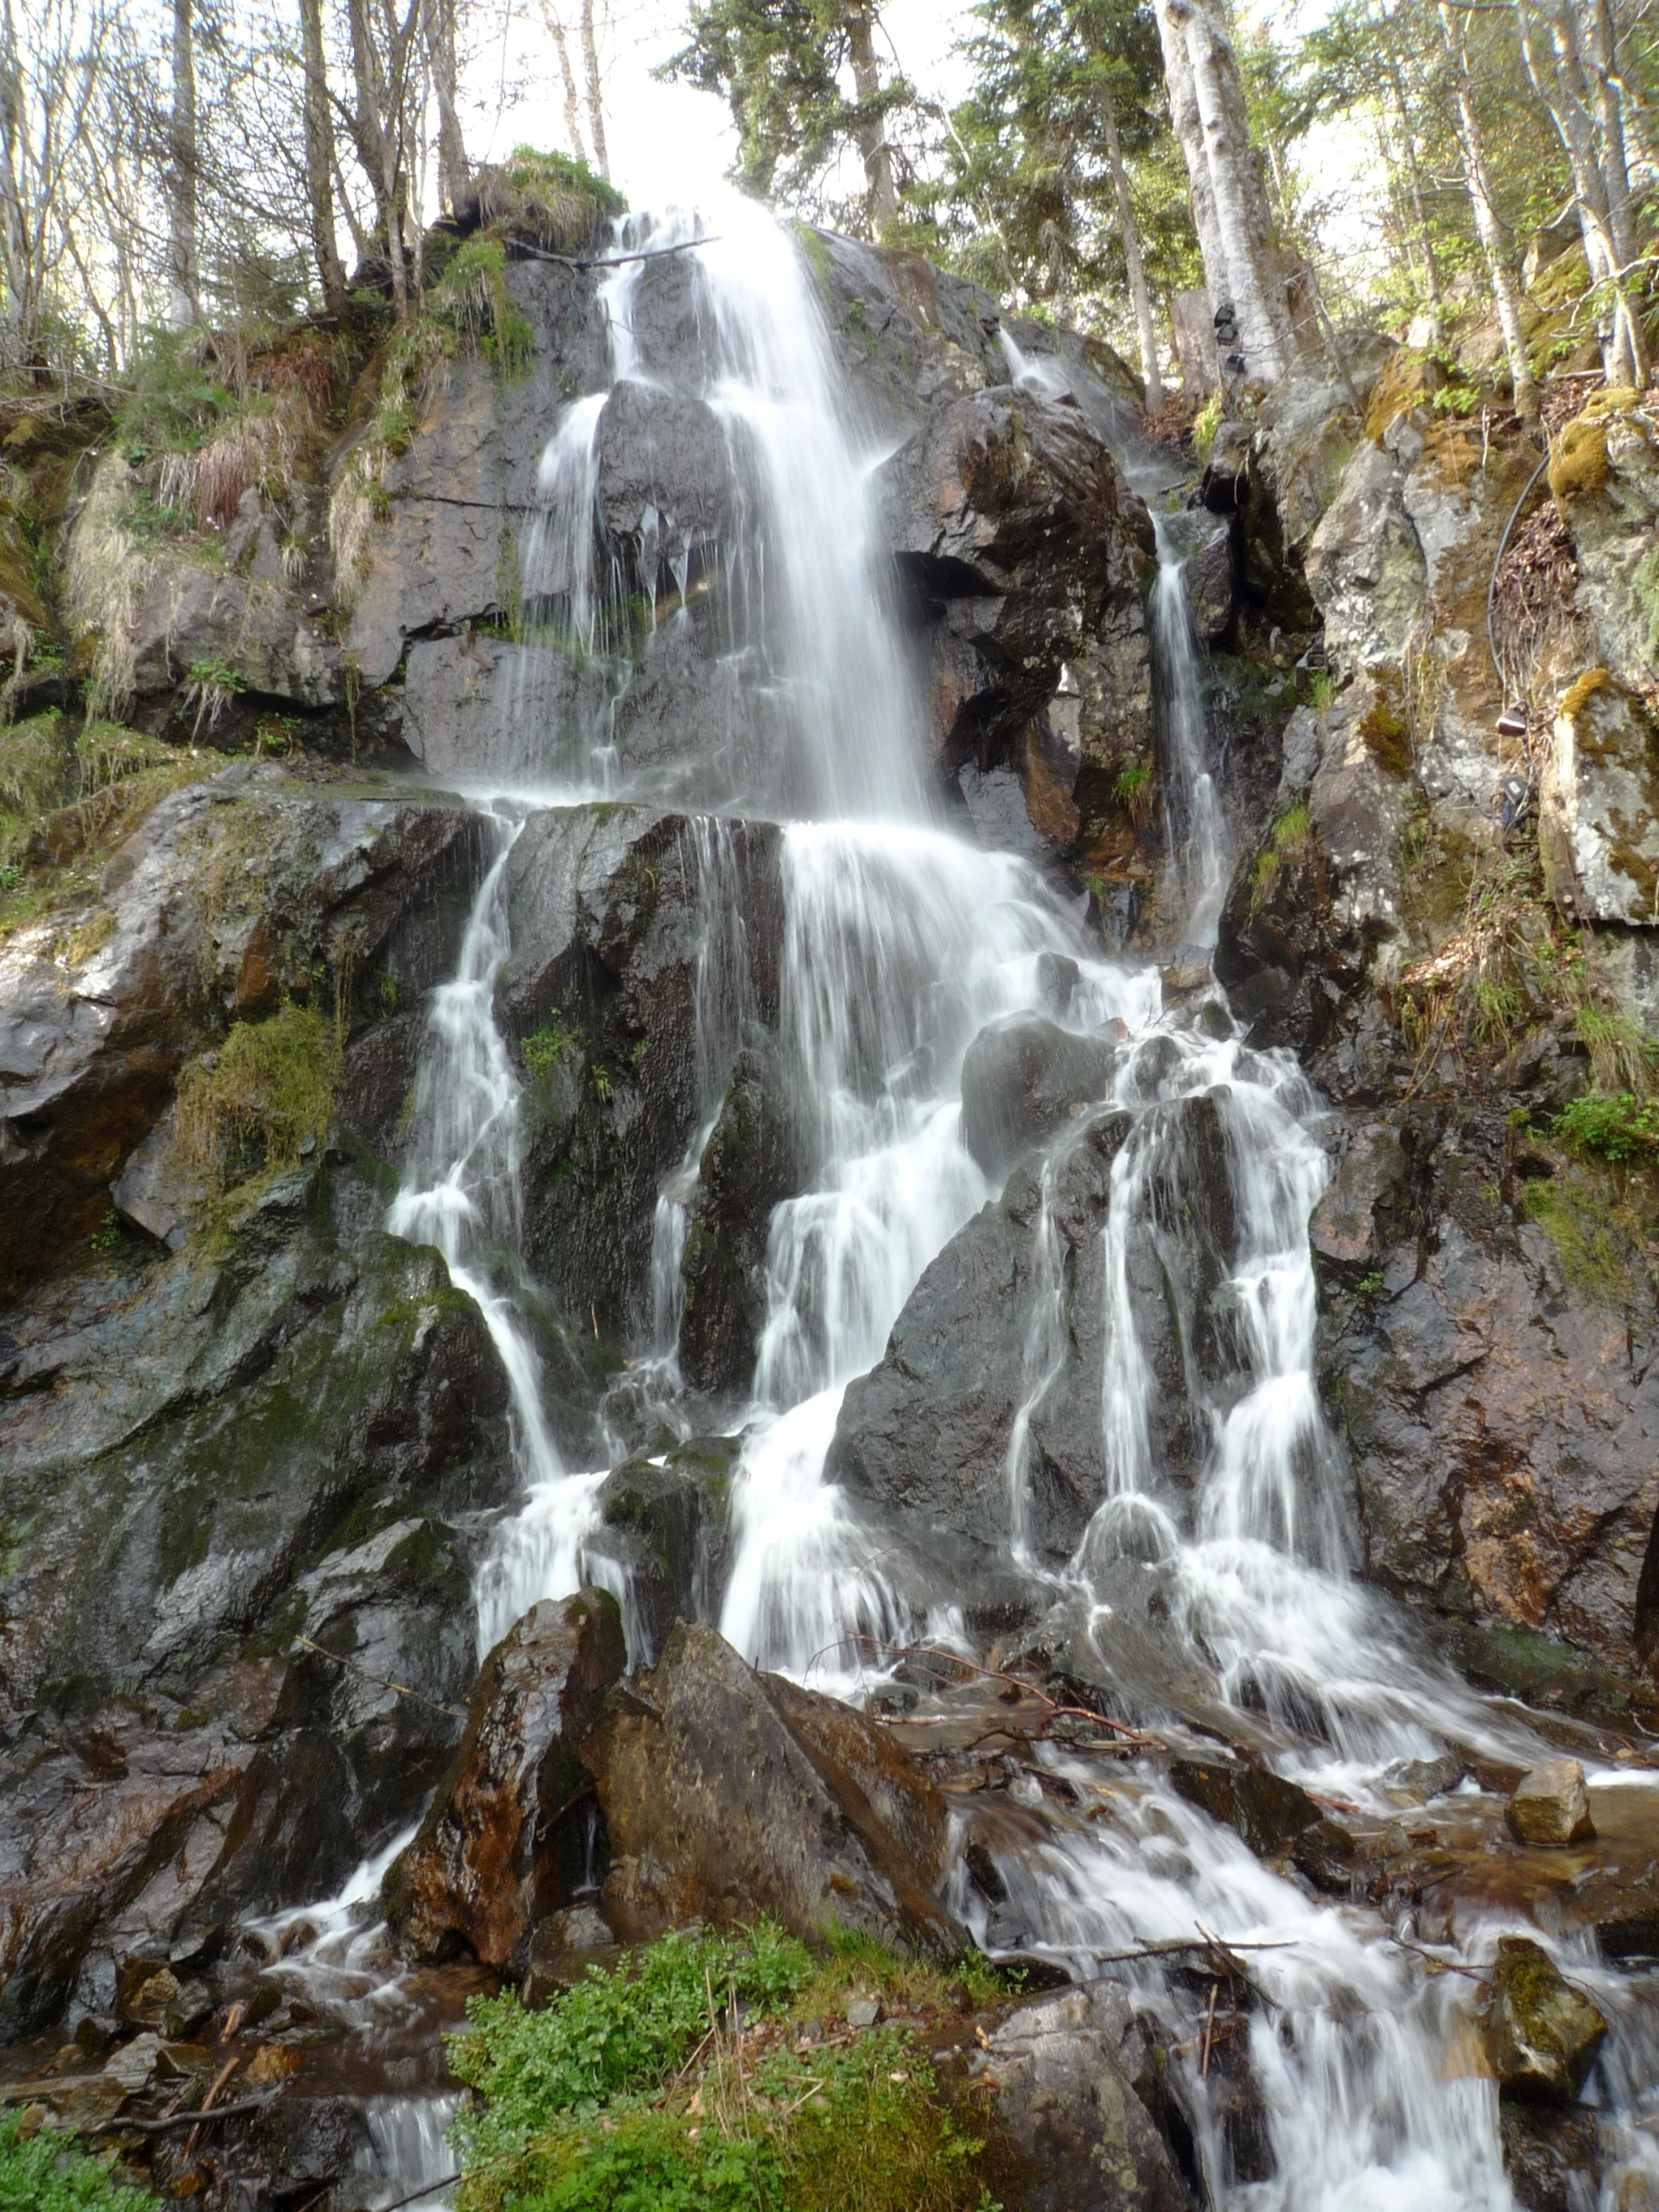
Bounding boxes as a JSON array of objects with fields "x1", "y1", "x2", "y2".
[{"x1": 1485, "y1": 1936, "x2": 1606, "y2": 2101}]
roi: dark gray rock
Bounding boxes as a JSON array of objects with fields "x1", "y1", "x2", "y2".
[
  {"x1": 1167, "y1": 1755, "x2": 1323, "y2": 1856},
  {"x1": 586, "y1": 1436, "x2": 739, "y2": 1659},
  {"x1": 1500, "y1": 2102, "x2": 1604, "y2": 2212},
  {"x1": 679, "y1": 1045, "x2": 805, "y2": 1394},
  {"x1": 261, "y1": 2095, "x2": 373, "y2": 2198},
  {"x1": 959, "y1": 1014, "x2": 1115, "y2": 1179},
  {"x1": 595, "y1": 378, "x2": 734, "y2": 556},
  {"x1": 581, "y1": 1620, "x2": 963, "y2": 1956},
  {"x1": 976, "y1": 1977, "x2": 1189, "y2": 2212}
]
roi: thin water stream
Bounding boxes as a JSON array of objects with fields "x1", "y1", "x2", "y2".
[{"x1": 277, "y1": 198, "x2": 1659, "y2": 2210}]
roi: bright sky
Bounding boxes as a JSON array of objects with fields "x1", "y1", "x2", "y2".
[{"x1": 467, "y1": 0, "x2": 972, "y2": 211}]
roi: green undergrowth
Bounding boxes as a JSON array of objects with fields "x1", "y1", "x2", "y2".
[
  {"x1": 448, "y1": 1922, "x2": 1009, "y2": 2212},
  {"x1": 0, "y1": 709, "x2": 211, "y2": 935},
  {"x1": 522, "y1": 1012, "x2": 582, "y2": 1079},
  {"x1": 0, "y1": 2110, "x2": 156, "y2": 2211},
  {"x1": 175, "y1": 1001, "x2": 341, "y2": 1194},
  {"x1": 1249, "y1": 799, "x2": 1312, "y2": 910}
]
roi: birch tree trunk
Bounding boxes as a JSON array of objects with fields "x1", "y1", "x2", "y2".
[
  {"x1": 580, "y1": 0, "x2": 608, "y2": 180},
  {"x1": 1100, "y1": 89, "x2": 1163, "y2": 410},
  {"x1": 1436, "y1": 1, "x2": 1539, "y2": 422},
  {"x1": 537, "y1": 0, "x2": 587, "y2": 164},
  {"x1": 1152, "y1": 0, "x2": 1226, "y2": 309},
  {"x1": 847, "y1": 2, "x2": 899, "y2": 238},
  {"x1": 166, "y1": 0, "x2": 198, "y2": 328},
  {"x1": 347, "y1": 0, "x2": 410, "y2": 322},
  {"x1": 1177, "y1": 0, "x2": 1294, "y2": 380},
  {"x1": 424, "y1": 0, "x2": 467, "y2": 214},
  {"x1": 298, "y1": 0, "x2": 346, "y2": 315},
  {"x1": 1383, "y1": 53, "x2": 1442, "y2": 320}
]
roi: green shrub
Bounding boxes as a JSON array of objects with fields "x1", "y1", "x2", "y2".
[
  {"x1": 113, "y1": 327, "x2": 232, "y2": 460},
  {"x1": 0, "y1": 2110, "x2": 156, "y2": 2211},
  {"x1": 430, "y1": 238, "x2": 534, "y2": 378},
  {"x1": 175, "y1": 1001, "x2": 341, "y2": 1192},
  {"x1": 522, "y1": 1014, "x2": 580, "y2": 1080},
  {"x1": 446, "y1": 1923, "x2": 1002, "y2": 2212},
  {"x1": 1554, "y1": 1089, "x2": 1659, "y2": 1161}
]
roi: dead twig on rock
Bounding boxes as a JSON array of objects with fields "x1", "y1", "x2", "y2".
[
  {"x1": 854, "y1": 1637, "x2": 1169, "y2": 1753},
  {"x1": 290, "y1": 1635, "x2": 467, "y2": 1721}
]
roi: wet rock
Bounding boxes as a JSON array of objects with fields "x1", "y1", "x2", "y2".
[
  {"x1": 581, "y1": 1620, "x2": 963, "y2": 1956},
  {"x1": 594, "y1": 378, "x2": 735, "y2": 560},
  {"x1": 0, "y1": 766, "x2": 480, "y2": 1301},
  {"x1": 958, "y1": 1014, "x2": 1116, "y2": 1179},
  {"x1": 976, "y1": 1977, "x2": 1189, "y2": 2212},
  {"x1": 129, "y1": 547, "x2": 342, "y2": 711},
  {"x1": 260, "y1": 2094, "x2": 372, "y2": 2199},
  {"x1": 109, "y1": 1104, "x2": 207, "y2": 1250},
  {"x1": 1303, "y1": 442, "x2": 1427, "y2": 677},
  {"x1": 1308, "y1": 1122, "x2": 1408, "y2": 1277},
  {"x1": 831, "y1": 1107, "x2": 1139, "y2": 1562},
  {"x1": 1181, "y1": 512, "x2": 1236, "y2": 644},
  {"x1": 385, "y1": 1590, "x2": 626, "y2": 1967},
  {"x1": 1485, "y1": 1936, "x2": 1606, "y2": 2101},
  {"x1": 1035, "y1": 951, "x2": 1080, "y2": 1017},
  {"x1": 1167, "y1": 1757, "x2": 1323, "y2": 1857},
  {"x1": 496, "y1": 804, "x2": 785, "y2": 1356},
  {"x1": 587, "y1": 1439, "x2": 737, "y2": 1659},
  {"x1": 1500, "y1": 2101, "x2": 1605, "y2": 2212},
  {"x1": 522, "y1": 1904, "x2": 620, "y2": 2006},
  {"x1": 0, "y1": 1208, "x2": 512, "y2": 2035},
  {"x1": 678, "y1": 1045, "x2": 805, "y2": 1395},
  {"x1": 880, "y1": 383, "x2": 1154, "y2": 859},
  {"x1": 1506, "y1": 1762, "x2": 1595, "y2": 1847}
]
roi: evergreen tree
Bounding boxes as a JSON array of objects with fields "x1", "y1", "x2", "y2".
[{"x1": 662, "y1": 0, "x2": 912, "y2": 236}]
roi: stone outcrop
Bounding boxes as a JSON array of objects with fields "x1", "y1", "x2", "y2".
[
  {"x1": 1506, "y1": 1761, "x2": 1595, "y2": 1847},
  {"x1": 677, "y1": 1044, "x2": 804, "y2": 1395},
  {"x1": 958, "y1": 1014, "x2": 1117, "y2": 1179},
  {"x1": 976, "y1": 1979, "x2": 1190, "y2": 2212},
  {"x1": 579, "y1": 1620, "x2": 963, "y2": 1955},
  {"x1": 385, "y1": 1591, "x2": 626, "y2": 1966}
]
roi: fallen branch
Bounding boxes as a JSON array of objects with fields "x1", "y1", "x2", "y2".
[
  {"x1": 1088, "y1": 1936, "x2": 1294, "y2": 1965},
  {"x1": 290, "y1": 1635, "x2": 467, "y2": 1721},
  {"x1": 511, "y1": 235, "x2": 720, "y2": 272},
  {"x1": 855, "y1": 1638, "x2": 1168, "y2": 1753},
  {"x1": 89, "y1": 2094, "x2": 278, "y2": 2134}
]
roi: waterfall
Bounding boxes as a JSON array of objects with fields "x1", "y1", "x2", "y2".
[{"x1": 368, "y1": 199, "x2": 1655, "y2": 2212}]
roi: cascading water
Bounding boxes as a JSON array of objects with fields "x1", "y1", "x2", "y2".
[{"x1": 304, "y1": 192, "x2": 1655, "y2": 2211}]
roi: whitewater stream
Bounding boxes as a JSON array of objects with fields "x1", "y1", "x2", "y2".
[{"x1": 283, "y1": 200, "x2": 1659, "y2": 2209}]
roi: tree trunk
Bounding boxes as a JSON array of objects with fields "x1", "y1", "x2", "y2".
[
  {"x1": 1152, "y1": 0, "x2": 1227, "y2": 315},
  {"x1": 847, "y1": 3, "x2": 898, "y2": 238},
  {"x1": 537, "y1": 0, "x2": 587, "y2": 163},
  {"x1": 298, "y1": 0, "x2": 347, "y2": 315},
  {"x1": 1579, "y1": 0, "x2": 1648, "y2": 381},
  {"x1": 1437, "y1": 2, "x2": 1538, "y2": 422},
  {"x1": 1177, "y1": 0, "x2": 1294, "y2": 380},
  {"x1": 424, "y1": 0, "x2": 467, "y2": 214},
  {"x1": 347, "y1": 0, "x2": 409, "y2": 322},
  {"x1": 1384, "y1": 54, "x2": 1443, "y2": 317},
  {"x1": 1099, "y1": 90, "x2": 1163, "y2": 410},
  {"x1": 580, "y1": 0, "x2": 608, "y2": 180},
  {"x1": 166, "y1": 0, "x2": 198, "y2": 328}
]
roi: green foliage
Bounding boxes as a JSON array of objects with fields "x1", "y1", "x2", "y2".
[
  {"x1": 429, "y1": 238, "x2": 535, "y2": 378},
  {"x1": 0, "y1": 713, "x2": 201, "y2": 930},
  {"x1": 661, "y1": 1, "x2": 918, "y2": 235},
  {"x1": 448, "y1": 1923, "x2": 1000, "y2": 2212},
  {"x1": 1112, "y1": 760, "x2": 1154, "y2": 824},
  {"x1": 591, "y1": 1062, "x2": 613, "y2": 1103},
  {"x1": 1553, "y1": 1090, "x2": 1659, "y2": 1162},
  {"x1": 1272, "y1": 801, "x2": 1311, "y2": 855},
  {"x1": 920, "y1": 0, "x2": 1194, "y2": 321},
  {"x1": 175, "y1": 1001, "x2": 341, "y2": 1193},
  {"x1": 113, "y1": 328, "x2": 232, "y2": 460},
  {"x1": 523, "y1": 1014, "x2": 580, "y2": 1079},
  {"x1": 450, "y1": 1924, "x2": 816, "y2": 2160},
  {"x1": 0, "y1": 2111, "x2": 156, "y2": 2211},
  {"x1": 1521, "y1": 1172, "x2": 1637, "y2": 1302},
  {"x1": 1306, "y1": 669, "x2": 1336, "y2": 713}
]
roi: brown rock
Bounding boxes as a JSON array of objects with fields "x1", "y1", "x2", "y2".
[
  {"x1": 385, "y1": 1590, "x2": 626, "y2": 1967},
  {"x1": 1506, "y1": 1762, "x2": 1596, "y2": 1847},
  {"x1": 582, "y1": 1620, "x2": 963, "y2": 1956}
]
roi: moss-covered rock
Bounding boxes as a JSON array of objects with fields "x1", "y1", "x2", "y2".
[{"x1": 1485, "y1": 1936, "x2": 1606, "y2": 2101}]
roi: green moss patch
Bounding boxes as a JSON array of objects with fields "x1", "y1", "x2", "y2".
[
  {"x1": 448, "y1": 1923, "x2": 1011, "y2": 2212},
  {"x1": 175, "y1": 1001, "x2": 341, "y2": 1194}
]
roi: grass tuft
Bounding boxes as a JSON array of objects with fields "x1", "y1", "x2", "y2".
[{"x1": 175, "y1": 1001, "x2": 340, "y2": 1193}]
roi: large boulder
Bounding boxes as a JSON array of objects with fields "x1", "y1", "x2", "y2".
[
  {"x1": 975, "y1": 1978, "x2": 1190, "y2": 2212},
  {"x1": 0, "y1": 764, "x2": 480, "y2": 1302},
  {"x1": 1539, "y1": 671, "x2": 1659, "y2": 926},
  {"x1": 580, "y1": 1620, "x2": 963, "y2": 1955},
  {"x1": 678, "y1": 1044, "x2": 804, "y2": 1395},
  {"x1": 495, "y1": 804, "x2": 785, "y2": 1352},
  {"x1": 958, "y1": 1014, "x2": 1116, "y2": 1179},
  {"x1": 385, "y1": 1590, "x2": 626, "y2": 1966},
  {"x1": 0, "y1": 1206, "x2": 512, "y2": 2034}
]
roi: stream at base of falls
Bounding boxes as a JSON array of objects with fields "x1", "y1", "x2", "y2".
[{"x1": 262, "y1": 197, "x2": 1659, "y2": 2212}]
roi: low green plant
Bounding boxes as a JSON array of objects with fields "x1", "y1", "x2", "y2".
[
  {"x1": 182, "y1": 653, "x2": 246, "y2": 735},
  {"x1": 1111, "y1": 761, "x2": 1154, "y2": 824},
  {"x1": 447, "y1": 1923, "x2": 1001, "y2": 2212},
  {"x1": 522, "y1": 1014, "x2": 579, "y2": 1079},
  {"x1": 1192, "y1": 389, "x2": 1224, "y2": 453},
  {"x1": 1521, "y1": 1172, "x2": 1637, "y2": 1302},
  {"x1": 0, "y1": 2109, "x2": 156, "y2": 2210},
  {"x1": 591, "y1": 1062, "x2": 613, "y2": 1102},
  {"x1": 1554, "y1": 1089, "x2": 1659, "y2": 1161},
  {"x1": 429, "y1": 238, "x2": 535, "y2": 378},
  {"x1": 113, "y1": 326, "x2": 232, "y2": 459},
  {"x1": 1306, "y1": 668, "x2": 1335, "y2": 714},
  {"x1": 175, "y1": 1001, "x2": 341, "y2": 1193}
]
